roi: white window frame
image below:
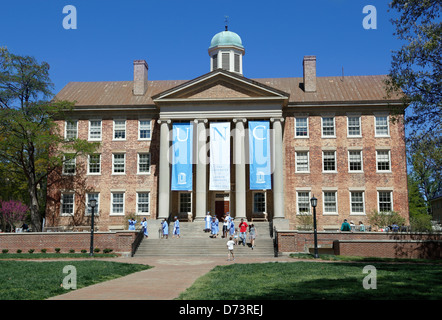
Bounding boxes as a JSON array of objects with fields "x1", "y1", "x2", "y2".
[
  {"x1": 348, "y1": 150, "x2": 363, "y2": 172},
  {"x1": 377, "y1": 190, "x2": 393, "y2": 213},
  {"x1": 87, "y1": 154, "x2": 101, "y2": 175},
  {"x1": 61, "y1": 192, "x2": 75, "y2": 216},
  {"x1": 347, "y1": 115, "x2": 362, "y2": 137},
  {"x1": 252, "y1": 191, "x2": 267, "y2": 214},
  {"x1": 138, "y1": 119, "x2": 152, "y2": 140},
  {"x1": 322, "y1": 150, "x2": 337, "y2": 173},
  {"x1": 294, "y1": 117, "x2": 309, "y2": 138},
  {"x1": 137, "y1": 153, "x2": 151, "y2": 174},
  {"x1": 323, "y1": 190, "x2": 338, "y2": 215},
  {"x1": 136, "y1": 192, "x2": 150, "y2": 215},
  {"x1": 88, "y1": 119, "x2": 102, "y2": 141},
  {"x1": 110, "y1": 192, "x2": 125, "y2": 215},
  {"x1": 65, "y1": 120, "x2": 78, "y2": 140},
  {"x1": 374, "y1": 114, "x2": 390, "y2": 137},
  {"x1": 86, "y1": 193, "x2": 100, "y2": 216},
  {"x1": 113, "y1": 119, "x2": 127, "y2": 141},
  {"x1": 350, "y1": 191, "x2": 365, "y2": 215},
  {"x1": 62, "y1": 155, "x2": 76, "y2": 175},
  {"x1": 179, "y1": 192, "x2": 192, "y2": 214},
  {"x1": 295, "y1": 151, "x2": 310, "y2": 173},
  {"x1": 112, "y1": 153, "x2": 126, "y2": 174},
  {"x1": 321, "y1": 116, "x2": 336, "y2": 138},
  {"x1": 296, "y1": 191, "x2": 311, "y2": 215},
  {"x1": 376, "y1": 150, "x2": 391, "y2": 172}
]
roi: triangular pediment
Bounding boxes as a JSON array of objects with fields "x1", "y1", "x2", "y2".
[{"x1": 152, "y1": 69, "x2": 289, "y2": 103}]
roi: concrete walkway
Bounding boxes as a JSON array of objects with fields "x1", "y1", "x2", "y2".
[{"x1": 48, "y1": 255, "x2": 295, "y2": 300}]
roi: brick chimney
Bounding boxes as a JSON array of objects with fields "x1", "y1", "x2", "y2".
[
  {"x1": 303, "y1": 56, "x2": 316, "y2": 92},
  {"x1": 133, "y1": 60, "x2": 148, "y2": 95}
]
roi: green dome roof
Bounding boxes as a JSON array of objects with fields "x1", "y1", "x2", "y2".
[{"x1": 209, "y1": 30, "x2": 244, "y2": 49}]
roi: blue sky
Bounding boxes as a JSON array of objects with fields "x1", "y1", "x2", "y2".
[{"x1": 0, "y1": 0, "x2": 402, "y2": 94}]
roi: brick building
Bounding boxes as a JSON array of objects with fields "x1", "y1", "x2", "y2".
[{"x1": 46, "y1": 28, "x2": 408, "y2": 231}]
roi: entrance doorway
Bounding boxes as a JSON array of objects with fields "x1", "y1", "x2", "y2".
[{"x1": 215, "y1": 200, "x2": 230, "y2": 220}]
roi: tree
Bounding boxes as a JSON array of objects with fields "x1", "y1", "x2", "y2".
[
  {"x1": 386, "y1": 0, "x2": 441, "y2": 138},
  {"x1": 0, "y1": 48, "x2": 98, "y2": 231},
  {"x1": 0, "y1": 200, "x2": 28, "y2": 231}
]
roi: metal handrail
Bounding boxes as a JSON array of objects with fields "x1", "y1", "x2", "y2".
[{"x1": 131, "y1": 228, "x2": 145, "y2": 257}]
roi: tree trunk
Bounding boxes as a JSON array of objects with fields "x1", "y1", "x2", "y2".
[{"x1": 28, "y1": 179, "x2": 42, "y2": 232}]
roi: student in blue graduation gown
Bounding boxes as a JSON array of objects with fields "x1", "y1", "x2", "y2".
[
  {"x1": 173, "y1": 216, "x2": 180, "y2": 238},
  {"x1": 128, "y1": 218, "x2": 137, "y2": 231},
  {"x1": 205, "y1": 212, "x2": 211, "y2": 232},
  {"x1": 162, "y1": 219, "x2": 169, "y2": 239},
  {"x1": 210, "y1": 217, "x2": 217, "y2": 238},
  {"x1": 140, "y1": 218, "x2": 148, "y2": 238},
  {"x1": 229, "y1": 218, "x2": 235, "y2": 236}
]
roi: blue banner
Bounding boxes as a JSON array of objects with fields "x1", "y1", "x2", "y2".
[
  {"x1": 171, "y1": 122, "x2": 193, "y2": 191},
  {"x1": 249, "y1": 121, "x2": 271, "y2": 190}
]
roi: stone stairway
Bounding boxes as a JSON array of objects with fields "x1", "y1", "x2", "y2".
[{"x1": 134, "y1": 221, "x2": 276, "y2": 257}]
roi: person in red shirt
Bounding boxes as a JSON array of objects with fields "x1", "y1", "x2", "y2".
[{"x1": 238, "y1": 219, "x2": 248, "y2": 246}]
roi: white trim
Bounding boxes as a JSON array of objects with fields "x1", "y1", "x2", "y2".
[
  {"x1": 321, "y1": 116, "x2": 336, "y2": 138},
  {"x1": 62, "y1": 155, "x2": 76, "y2": 175},
  {"x1": 322, "y1": 190, "x2": 338, "y2": 215},
  {"x1": 348, "y1": 150, "x2": 364, "y2": 173},
  {"x1": 85, "y1": 192, "x2": 100, "y2": 216},
  {"x1": 295, "y1": 151, "x2": 310, "y2": 173},
  {"x1": 347, "y1": 115, "x2": 362, "y2": 138},
  {"x1": 110, "y1": 192, "x2": 125, "y2": 216},
  {"x1": 296, "y1": 191, "x2": 311, "y2": 215},
  {"x1": 376, "y1": 149, "x2": 391, "y2": 173},
  {"x1": 136, "y1": 191, "x2": 151, "y2": 215},
  {"x1": 60, "y1": 192, "x2": 75, "y2": 217},
  {"x1": 377, "y1": 190, "x2": 393, "y2": 212},
  {"x1": 252, "y1": 191, "x2": 267, "y2": 214},
  {"x1": 64, "y1": 119, "x2": 78, "y2": 140},
  {"x1": 178, "y1": 191, "x2": 193, "y2": 215},
  {"x1": 374, "y1": 113, "x2": 390, "y2": 137},
  {"x1": 138, "y1": 119, "x2": 152, "y2": 140},
  {"x1": 113, "y1": 119, "x2": 127, "y2": 141},
  {"x1": 88, "y1": 119, "x2": 102, "y2": 141},
  {"x1": 112, "y1": 153, "x2": 126, "y2": 175},
  {"x1": 322, "y1": 150, "x2": 337, "y2": 173},
  {"x1": 87, "y1": 154, "x2": 101, "y2": 175},
  {"x1": 137, "y1": 152, "x2": 151, "y2": 175},
  {"x1": 349, "y1": 190, "x2": 366, "y2": 215},
  {"x1": 294, "y1": 116, "x2": 309, "y2": 138}
]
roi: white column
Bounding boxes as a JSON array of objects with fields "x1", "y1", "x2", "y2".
[
  {"x1": 271, "y1": 118, "x2": 285, "y2": 219},
  {"x1": 194, "y1": 119, "x2": 208, "y2": 221},
  {"x1": 233, "y1": 118, "x2": 247, "y2": 220},
  {"x1": 157, "y1": 119, "x2": 171, "y2": 220}
]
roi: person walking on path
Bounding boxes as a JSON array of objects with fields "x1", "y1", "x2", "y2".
[
  {"x1": 340, "y1": 219, "x2": 351, "y2": 232},
  {"x1": 226, "y1": 236, "x2": 235, "y2": 261},
  {"x1": 249, "y1": 224, "x2": 257, "y2": 249},
  {"x1": 239, "y1": 219, "x2": 248, "y2": 246},
  {"x1": 173, "y1": 216, "x2": 180, "y2": 238},
  {"x1": 161, "y1": 218, "x2": 169, "y2": 239},
  {"x1": 210, "y1": 216, "x2": 217, "y2": 238},
  {"x1": 128, "y1": 218, "x2": 137, "y2": 231},
  {"x1": 140, "y1": 218, "x2": 148, "y2": 238}
]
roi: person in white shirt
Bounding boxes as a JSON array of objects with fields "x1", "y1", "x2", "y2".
[{"x1": 226, "y1": 236, "x2": 235, "y2": 261}]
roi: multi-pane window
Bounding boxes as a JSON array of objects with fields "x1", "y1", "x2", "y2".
[
  {"x1": 113, "y1": 120, "x2": 126, "y2": 140},
  {"x1": 212, "y1": 54, "x2": 218, "y2": 70},
  {"x1": 89, "y1": 120, "x2": 102, "y2": 140},
  {"x1": 222, "y1": 52, "x2": 230, "y2": 70},
  {"x1": 348, "y1": 151, "x2": 363, "y2": 171},
  {"x1": 112, "y1": 153, "x2": 125, "y2": 174},
  {"x1": 179, "y1": 192, "x2": 192, "y2": 213},
  {"x1": 322, "y1": 117, "x2": 335, "y2": 137},
  {"x1": 137, "y1": 192, "x2": 150, "y2": 214},
  {"x1": 378, "y1": 191, "x2": 392, "y2": 212},
  {"x1": 86, "y1": 193, "x2": 99, "y2": 215},
  {"x1": 111, "y1": 193, "x2": 124, "y2": 214},
  {"x1": 295, "y1": 151, "x2": 309, "y2": 172},
  {"x1": 295, "y1": 118, "x2": 308, "y2": 137},
  {"x1": 138, "y1": 153, "x2": 151, "y2": 174},
  {"x1": 88, "y1": 154, "x2": 101, "y2": 174},
  {"x1": 323, "y1": 151, "x2": 336, "y2": 171},
  {"x1": 348, "y1": 116, "x2": 361, "y2": 136},
  {"x1": 375, "y1": 115, "x2": 389, "y2": 136},
  {"x1": 65, "y1": 120, "x2": 78, "y2": 140},
  {"x1": 323, "y1": 192, "x2": 337, "y2": 214},
  {"x1": 253, "y1": 192, "x2": 266, "y2": 213},
  {"x1": 234, "y1": 53, "x2": 240, "y2": 72},
  {"x1": 63, "y1": 155, "x2": 76, "y2": 175},
  {"x1": 297, "y1": 192, "x2": 310, "y2": 214},
  {"x1": 376, "y1": 150, "x2": 391, "y2": 171},
  {"x1": 139, "y1": 120, "x2": 152, "y2": 140},
  {"x1": 61, "y1": 193, "x2": 74, "y2": 215},
  {"x1": 350, "y1": 192, "x2": 365, "y2": 214}
]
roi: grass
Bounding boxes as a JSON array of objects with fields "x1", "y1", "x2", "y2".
[
  {"x1": 176, "y1": 261, "x2": 442, "y2": 300},
  {"x1": 290, "y1": 253, "x2": 442, "y2": 264},
  {"x1": 0, "y1": 260, "x2": 151, "y2": 300},
  {"x1": 0, "y1": 252, "x2": 119, "y2": 260}
]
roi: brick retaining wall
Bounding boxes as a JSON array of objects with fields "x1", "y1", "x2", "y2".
[
  {"x1": 276, "y1": 230, "x2": 442, "y2": 259},
  {"x1": 0, "y1": 231, "x2": 138, "y2": 254}
]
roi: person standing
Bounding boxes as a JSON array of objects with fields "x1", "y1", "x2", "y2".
[
  {"x1": 128, "y1": 218, "x2": 137, "y2": 231},
  {"x1": 249, "y1": 224, "x2": 257, "y2": 249},
  {"x1": 210, "y1": 216, "x2": 217, "y2": 238},
  {"x1": 239, "y1": 219, "x2": 248, "y2": 246},
  {"x1": 222, "y1": 214, "x2": 229, "y2": 238},
  {"x1": 140, "y1": 218, "x2": 148, "y2": 238},
  {"x1": 229, "y1": 217, "x2": 235, "y2": 237},
  {"x1": 162, "y1": 218, "x2": 169, "y2": 239},
  {"x1": 205, "y1": 212, "x2": 211, "y2": 232},
  {"x1": 173, "y1": 216, "x2": 180, "y2": 238},
  {"x1": 226, "y1": 236, "x2": 235, "y2": 261}
]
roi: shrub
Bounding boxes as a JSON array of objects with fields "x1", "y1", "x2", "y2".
[
  {"x1": 40, "y1": 249, "x2": 47, "y2": 253},
  {"x1": 410, "y1": 214, "x2": 433, "y2": 232},
  {"x1": 55, "y1": 248, "x2": 61, "y2": 253},
  {"x1": 94, "y1": 248, "x2": 100, "y2": 253},
  {"x1": 367, "y1": 210, "x2": 406, "y2": 229},
  {"x1": 16, "y1": 249, "x2": 22, "y2": 253},
  {"x1": 28, "y1": 249, "x2": 34, "y2": 254},
  {"x1": 103, "y1": 248, "x2": 113, "y2": 254},
  {"x1": 69, "y1": 249, "x2": 75, "y2": 253},
  {"x1": 2, "y1": 249, "x2": 8, "y2": 254},
  {"x1": 81, "y1": 249, "x2": 87, "y2": 254}
]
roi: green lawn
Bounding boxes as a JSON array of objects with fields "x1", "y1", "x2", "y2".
[
  {"x1": 176, "y1": 261, "x2": 442, "y2": 300},
  {"x1": 0, "y1": 260, "x2": 151, "y2": 300}
]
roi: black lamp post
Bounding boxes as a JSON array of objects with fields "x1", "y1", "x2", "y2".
[
  {"x1": 310, "y1": 195, "x2": 319, "y2": 258},
  {"x1": 89, "y1": 199, "x2": 97, "y2": 256}
]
